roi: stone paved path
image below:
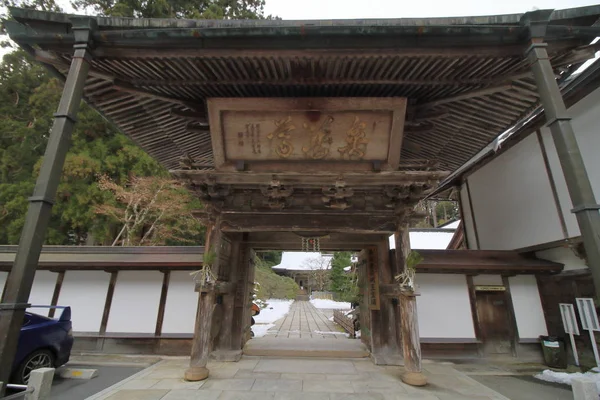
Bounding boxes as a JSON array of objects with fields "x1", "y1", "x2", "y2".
[
  {"x1": 264, "y1": 300, "x2": 347, "y2": 339},
  {"x1": 86, "y1": 356, "x2": 511, "y2": 400}
]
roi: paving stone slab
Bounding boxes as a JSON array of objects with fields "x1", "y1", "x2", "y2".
[
  {"x1": 273, "y1": 392, "x2": 330, "y2": 400},
  {"x1": 280, "y1": 373, "x2": 327, "y2": 380},
  {"x1": 218, "y1": 392, "x2": 276, "y2": 400},
  {"x1": 251, "y1": 379, "x2": 303, "y2": 392},
  {"x1": 303, "y1": 379, "x2": 355, "y2": 393},
  {"x1": 255, "y1": 359, "x2": 357, "y2": 374},
  {"x1": 151, "y1": 378, "x2": 205, "y2": 390},
  {"x1": 103, "y1": 389, "x2": 170, "y2": 400},
  {"x1": 352, "y1": 380, "x2": 408, "y2": 394},
  {"x1": 201, "y1": 378, "x2": 256, "y2": 391},
  {"x1": 331, "y1": 393, "x2": 387, "y2": 400},
  {"x1": 162, "y1": 390, "x2": 222, "y2": 400},
  {"x1": 119, "y1": 379, "x2": 160, "y2": 390},
  {"x1": 234, "y1": 370, "x2": 282, "y2": 379}
]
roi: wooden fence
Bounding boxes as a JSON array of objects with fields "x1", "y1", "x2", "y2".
[{"x1": 333, "y1": 309, "x2": 356, "y2": 338}]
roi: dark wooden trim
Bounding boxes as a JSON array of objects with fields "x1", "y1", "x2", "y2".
[
  {"x1": 0, "y1": 262, "x2": 202, "y2": 271},
  {"x1": 1, "y1": 272, "x2": 10, "y2": 303},
  {"x1": 465, "y1": 179, "x2": 482, "y2": 249},
  {"x1": 155, "y1": 270, "x2": 171, "y2": 336},
  {"x1": 48, "y1": 271, "x2": 65, "y2": 318},
  {"x1": 99, "y1": 271, "x2": 119, "y2": 335},
  {"x1": 456, "y1": 185, "x2": 471, "y2": 249},
  {"x1": 515, "y1": 236, "x2": 582, "y2": 254},
  {"x1": 502, "y1": 276, "x2": 520, "y2": 357},
  {"x1": 536, "y1": 129, "x2": 569, "y2": 239},
  {"x1": 535, "y1": 274, "x2": 552, "y2": 334},
  {"x1": 466, "y1": 275, "x2": 483, "y2": 357}
]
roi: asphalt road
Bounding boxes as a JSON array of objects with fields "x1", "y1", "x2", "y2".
[{"x1": 47, "y1": 365, "x2": 143, "y2": 400}]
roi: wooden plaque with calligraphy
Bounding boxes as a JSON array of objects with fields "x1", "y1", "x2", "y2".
[
  {"x1": 208, "y1": 98, "x2": 407, "y2": 172},
  {"x1": 366, "y1": 246, "x2": 380, "y2": 311}
]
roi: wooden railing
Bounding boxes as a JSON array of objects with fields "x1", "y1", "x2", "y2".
[{"x1": 333, "y1": 310, "x2": 355, "y2": 338}]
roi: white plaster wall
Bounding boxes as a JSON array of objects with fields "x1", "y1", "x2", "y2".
[
  {"x1": 472, "y1": 275, "x2": 503, "y2": 286},
  {"x1": 416, "y1": 274, "x2": 476, "y2": 339},
  {"x1": 460, "y1": 184, "x2": 478, "y2": 250},
  {"x1": 58, "y1": 271, "x2": 110, "y2": 333},
  {"x1": 467, "y1": 134, "x2": 564, "y2": 250},
  {"x1": 0, "y1": 271, "x2": 7, "y2": 299},
  {"x1": 28, "y1": 271, "x2": 58, "y2": 317},
  {"x1": 540, "y1": 86, "x2": 600, "y2": 239},
  {"x1": 162, "y1": 271, "x2": 198, "y2": 334},
  {"x1": 106, "y1": 271, "x2": 162, "y2": 334},
  {"x1": 536, "y1": 246, "x2": 588, "y2": 271},
  {"x1": 509, "y1": 275, "x2": 548, "y2": 339}
]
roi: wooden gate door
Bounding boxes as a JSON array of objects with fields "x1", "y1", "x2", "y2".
[{"x1": 475, "y1": 291, "x2": 512, "y2": 355}]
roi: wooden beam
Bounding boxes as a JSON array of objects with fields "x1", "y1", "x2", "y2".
[
  {"x1": 173, "y1": 171, "x2": 451, "y2": 187},
  {"x1": 465, "y1": 179, "x2": 482, "y2": 250},
  {"x1": 220, "y1": 212, "x2": 398, "y2": 233},
  {"x1": 48, "y1": 271, "x2": 65, "y2": 318},
  {"x1": 466, "y1": 275, "x2": 483, "y2": 356},
  {"x1": 170, "y1": 108, "x2": 208, "y2": 125},
  {"x1": 131, "y1": 77, "x2": 524, "y2": 87},
  {"x1": 420, "y1": 85, "x2": 514, "y2": 109},
  {"x1": 99, "y1": 271, "x2": 118, "y2": 336},
  {"x1": 502, "y1": 276, "x2": 520, "y2": 357},
  {"x1": 112, "y1": 80, "x2": 203, "y2": 110},
  {"x1": 155, "y1": 270, "x2": 171, "y2": 336},
  {"x1": 93, "y1": 45, "x2": 535, "y2": 60}
]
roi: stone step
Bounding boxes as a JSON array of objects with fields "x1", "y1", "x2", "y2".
[
  {"x1": 295, "y1": 294, "x2": 310, "y2": 301},
  {"x1": 243, "y1": 337, "x2": 369, "y2": 359}
]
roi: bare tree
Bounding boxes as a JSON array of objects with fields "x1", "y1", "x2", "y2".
[
  {"x1": 96, "y1": 175, "x2": 204, "y2": 246},
  {"x1": 302, "y1": 256, "x2": 331, "y2": 292}
]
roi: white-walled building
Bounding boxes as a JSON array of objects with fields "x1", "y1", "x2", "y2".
[{"x1": 429, "y1": 63, "x2": 600, "y2": 357}]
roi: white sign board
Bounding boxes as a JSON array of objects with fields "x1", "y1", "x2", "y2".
[
  {"x1": 576, "y1": 298, "x2": 600, "y2": 331},
  {"x1": 560, "y1": 303, "x2": 580, "y2": 335}
]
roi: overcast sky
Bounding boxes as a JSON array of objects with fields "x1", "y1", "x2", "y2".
[{"x1": 263, "y1": 0, "x2": 599, "y2": 19}]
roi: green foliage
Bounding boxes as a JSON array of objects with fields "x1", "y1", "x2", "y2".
[
  {"x1": 1, "y1": 0, "x2": 269, "y2": 246},
  {"x1": 406, "y1": 251, "x2": 424, "y2": 270},
  {"x1": 254, "y1": 256, "x2": 299, "y2": 301},
  {"x1": 71, "y1": 0, "x2": 267, "y2": 19},
  {"x1": 255, "y1": 250, "x2": 282, "y2": 267},
  {"x1": 329, "y1": 251, "x2": 358, "y2": 302}
]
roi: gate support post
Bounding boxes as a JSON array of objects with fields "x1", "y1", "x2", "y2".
[
  {"x1": 524, "y1": 11, "x2": 600, "y2": 303},
  {"x1": 0, "y1": 17, "x2": 95, "y2": 394},
  {"x1": 395, "y1": 226, "x2": 427, "y2": 386},
  {"x1": 185, "y1": 218, "x2": 220, "y2": 381}
]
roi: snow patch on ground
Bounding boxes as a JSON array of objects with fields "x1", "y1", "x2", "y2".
[
  {"x1": 253, "y1": 324, "x2": 274, "y2": 338},
  {"x1": 254, "y1": 299, "x2": 293, "y2": 324},
  {"x1": 534, "y1": 368, "x2": 600, "y2": 392},
  {"x1": 253, "y1": 299, "x2": 293, "y2": 338},
  {"x1": 310, "y1": 298, "x2": 351, "y2": 309},
  {"x1": 314, "y1": 330, "x2": 350, "y2": 337}
]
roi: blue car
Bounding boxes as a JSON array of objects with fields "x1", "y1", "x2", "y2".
[{"x1": 12, "y1": 306, "x2": 74, "y2": 384}]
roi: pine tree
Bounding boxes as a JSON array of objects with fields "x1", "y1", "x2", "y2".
[{"x1": 329, "y1": 252, "x2": 351, "y2": 294}]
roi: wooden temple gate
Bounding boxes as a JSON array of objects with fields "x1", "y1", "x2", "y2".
[
  {"x1": 3, "y1": 5, "x2": 600, "y2": 393},
  {"x1": 175, "y1": 97, "x2": 443, "y2": 385}
]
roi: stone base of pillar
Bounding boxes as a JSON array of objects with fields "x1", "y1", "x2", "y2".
[
  {"x1": 184, "y1": 366, "x2": 209, "y2": 381},
  {"x1": 210, "y1": 350, "x2": 243, "y2": 362},
  {"x1": 401, "y1": 371, "x2": 428, "y2": 386}
]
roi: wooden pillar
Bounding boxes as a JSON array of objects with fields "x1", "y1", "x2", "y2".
[
  {"x1": 185, "y1": 218, "x2": 220, "y2": 381},
  {"x1": 212, "y1": 233, "x2": 243, "y2": 361},
  {"x1": 185, "y1": 289, "x2": 217, "y2": 381},
  {"x1": 395, "y1": 226, "x2": 427, "y2": 387},
  {"x1": 370, "y1": 237, "x2": 402, "y2": 365},
  {"x1": 232, "y1": 234, "x2": 252, "y2": 350}
]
